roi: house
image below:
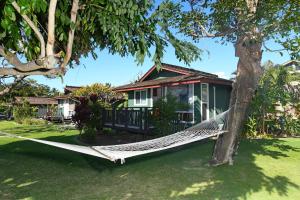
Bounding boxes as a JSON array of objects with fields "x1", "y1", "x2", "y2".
[
  {"x1": 282, "y1": 60, "x2": 300, "y2": 73},
  {"x1": 56, "y1": 85, "x2": 82, "y2": 119},
  {"x1": 15, "y1": 86, "x2": 81, "y2": 120},
  {"x1": 114, "y1": 63, "x2": 232, "y2": 124},
  {"x1": 56, "y1": 95, "x2": 77, "y2": 119},
  {"x1": 64, "y1": 85, "x2": 82, "y2": 95},
  {"x1": 15, "y1": 97, "x2": 58, "y2": 118}
]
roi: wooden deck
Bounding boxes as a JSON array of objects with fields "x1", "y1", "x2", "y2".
[{"x1": 103, "y1": 107, "x2": 193, "y2": 134}]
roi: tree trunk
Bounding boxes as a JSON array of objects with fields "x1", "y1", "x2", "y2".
[{"x1": 210, "y1": 35, "x2": 263, "y2": 165}]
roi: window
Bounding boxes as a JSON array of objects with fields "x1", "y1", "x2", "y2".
[
  {"x1": 134, "y1": 90, "x2": 147, "y2": 105},
  {"x1": 168, "y1": 85, "x2": 189, "y2": 104}
]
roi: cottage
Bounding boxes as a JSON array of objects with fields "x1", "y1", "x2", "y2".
[
  {"x1": 55, "y1": 96, "x2": 77, "y2": 119},
  {"x1": 15, "y1": 85, "x2": 81, "y2": 120},
  {"x1": 55, "y1": 85, "x2": 82, "y2": 119},
  {"x1": 15, "y1": 97, "x2": 58, "y2": 118},
  {"x1": 114, "y1": 63, "x2": 232, "y2": 124}
]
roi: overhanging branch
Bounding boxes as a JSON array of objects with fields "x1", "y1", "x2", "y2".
[
  {"x1": 61, "y1": 0, "x2": 79, "y2": 69},
  {"x1": 12, "y1": 1, "x2": 46, "y2": 58},
  {"x1": 46, "y1": 0, "x2": 58, "y2": 56},
  {"x1": 263, "y1": 42, "x2": 287, "y2": 53},
  {"x1": 0, "y1": 45, "x2": 54, "y2": 72},
  {"x1": 0, "y1": 67, "x2": 63, "y2": 76}
]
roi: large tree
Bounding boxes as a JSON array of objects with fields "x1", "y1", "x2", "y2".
[
  {"x1": 0, "y1": 0, "x2": 200, "y2": 94},
  {"x1": 0, "y1": 78, "x2": 59, "y2": 100},
  {"x1": 179, "y1": 0, "x2": 300, "y2": 165}
]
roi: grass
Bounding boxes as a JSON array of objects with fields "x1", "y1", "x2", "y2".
[{"x1": 0, "y1": 121, "x2": 300, "y2": 200}]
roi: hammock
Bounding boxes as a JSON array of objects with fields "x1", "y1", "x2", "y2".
[{"x1": 0, "y1": 110, "x2": 229, "y2": 164}]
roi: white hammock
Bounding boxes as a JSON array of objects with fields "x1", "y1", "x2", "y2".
[{"x1": 0, "y1": 110, "x2": 229, "y2": 164}]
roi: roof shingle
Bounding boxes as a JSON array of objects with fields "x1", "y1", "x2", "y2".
[{"x1": 15, "y1": 97, "x2": 58, "y2": 105}]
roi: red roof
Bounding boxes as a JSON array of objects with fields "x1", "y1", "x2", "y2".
[
  {"x1": 114, "y1": 63, "x2": 232, "y2": 92},
  {"x1": 139, "y1": 63, "x2": 218, "y2": 82}
]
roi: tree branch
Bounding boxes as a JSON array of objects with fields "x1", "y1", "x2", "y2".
[
  {"x1": 61, "y1": 0, "x2": 79, "y2": 69},
  {"x1": 0, "y1": 45, "x2": 53, "y2": 72},
  {"x1": 11, "y1": 1, "x2": 45, "y2": 58},
  {"x1": 195, "y1": 20, "x2": 217, "y2": 37},
  {"x1": 46, "y1": 0, "x2": 58, "y2": 56},
  {"x1": 189, "y1": 21, "x2": 234, "y2": 38},
  {"x1": 263, "y1": 42, "x2": 287, "y2": 53},
  {"x1": 0, "y1": 67, "x2": 63, "y2": 76}
]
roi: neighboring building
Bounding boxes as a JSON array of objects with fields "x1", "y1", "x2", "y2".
[
  {"x1": 15, "y1": 97, "x2": 58, "y2": 118},
  {"x1": 56, "y1": 85, "x2": 82, "y2": 119},
  {"x1": 114, "y1": 63, "x2": 232, "y2": 123},
  {"x1": 15, "y1": 85, "x2": 81, "y2": 120},
  {"x1": 282, "y1": 60, "x2": 300, "y2": 72},
  {"x1": 55, "y1": 95, "x2": 77, "y2": 119},
  {"x1": 64, "y1": 85, "x2": 82, "y2": 95}
]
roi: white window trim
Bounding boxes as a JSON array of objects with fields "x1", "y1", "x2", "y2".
[
  {"x1": 192, "y1": 84, "x2": 195, "y2": 123},
  {"x1": 134, "y1": 89, "x2": 148, "y2": 106},
  {"x1": 213, "y1": 86, "x2": 216, "y2": 119},
  {"x1": 201, "y1": 83, "x2": 209, "y2": 121}
]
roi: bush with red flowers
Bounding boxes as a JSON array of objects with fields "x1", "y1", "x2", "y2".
[{"x1": 72, "y1": 94, "x2": 110, "y2": 141}]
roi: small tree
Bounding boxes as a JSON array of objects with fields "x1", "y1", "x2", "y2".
[
  {"x1": 13, "y1": 98, "x2": 37, "y2": 123},
  {"x1": 72, "y1": 83, "x2": 120, "y2": 102},
  {"x1": 72, "y1": 94, "x2": 110, "y2": 141},
  {"x1": 245, "y1": 64, "x2": 300, "y2": 136},
  {"x1": 151, "y1": 94, "x2": 189, "y2": 135}
]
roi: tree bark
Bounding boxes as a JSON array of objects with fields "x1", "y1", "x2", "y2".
[{"x1": 210, "y1": 35, "x2": 263, "y2": 165}]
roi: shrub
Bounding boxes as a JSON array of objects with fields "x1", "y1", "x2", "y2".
[
  {"x1": 151, "y1": 94, "x2": 189, "y2": 136},
  {"x1": 72, "y1": 94, "x2": 111, "y2": 141},
  {"x1": 244, "y1": 64, "x2": 300, "y2": 137},
  {"x1": 13, "y1": 99, "x2": 37, "y2": 124},
  {"x1": 22, "y1": 118, "x2": 48, "y2": 125}
]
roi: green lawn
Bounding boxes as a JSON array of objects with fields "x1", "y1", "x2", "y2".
[{"x1": 0, "y1": 121, "x2": 299, "y2": 200}]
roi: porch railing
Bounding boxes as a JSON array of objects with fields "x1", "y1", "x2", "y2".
[
  {"x1": 103, "y1": 107, "x2": 194, "y2": 134},
  {"x1": 103, "y1": 107, "x2": 151, "y2": 133}
]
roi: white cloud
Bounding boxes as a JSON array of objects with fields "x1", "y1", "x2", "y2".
[{"x1": 214, "y1": 71, "x2": 229, "y2": 79}]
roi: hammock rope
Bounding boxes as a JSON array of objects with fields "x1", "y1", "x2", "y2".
[{"x1": 0, "y1": 110, "x2": 229, "y2": 164}]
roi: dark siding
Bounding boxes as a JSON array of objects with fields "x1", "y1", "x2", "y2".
[
  {"x1": 215, "y1": 85, "x2": 231, "y2": 114},
  {"x1": 144, "y1": 69, "x2": 182, "y2": 81},
  {"x1": 209, "y1": 84, "x2": 215, "y2": 118},
  {"x1": 194, "y1": 83, "x2": 201, "y2": 123}
]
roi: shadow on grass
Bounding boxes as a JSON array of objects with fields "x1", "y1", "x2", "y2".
[{"x1": 0, "y1": 133, "x2": 299, "y2": 199}]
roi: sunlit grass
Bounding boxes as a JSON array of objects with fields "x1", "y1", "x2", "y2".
[{"x1": 0, "y1": 120, "x2": 300, "y2": 200}]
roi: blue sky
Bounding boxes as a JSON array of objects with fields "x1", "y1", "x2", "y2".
[{"x1": 32, "y1": 38, "x2": 290, "y2": 92}]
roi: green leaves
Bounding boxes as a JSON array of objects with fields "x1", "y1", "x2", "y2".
[
  {"x1": 4, "y1": 5, "x2": 16, "y2": 21},
  {"x1": 0, "y1": 0, "x2": 201, "y2": 73}
]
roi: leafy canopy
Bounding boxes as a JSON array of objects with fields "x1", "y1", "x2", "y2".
[
  {"x1": 0, "y1": 0, "x2": 201, "y2": 69},
  {"x1": 179, "y1": 0, "x2": 300, "y2": 58}
]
